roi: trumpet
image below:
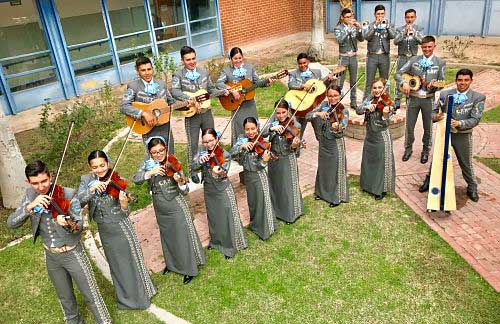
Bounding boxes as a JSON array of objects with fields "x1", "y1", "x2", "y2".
[
  {"x1": 406, "y1": 24, "x2": 414, "y2": 36},
  {"x1": 361, "y1": 21, "x2": 369, "y2": 28},
  {"x1": 381, "y1": 18, "x2": 388, "y2": 25}
]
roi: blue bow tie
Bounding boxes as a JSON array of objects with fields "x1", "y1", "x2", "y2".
[
  {"x1": 418, "y1": 57, "x2": 433, "y2": 71},
  {"x1": 144, "y1": 82, "x2": 160, "y2": 95},
  {"x1": 300, "y1": 70, "x2": 313, "y2": 79},
  {"x1": 232, "y1": 67, "x2": 247, "y2": 78},
  {"x1": 453, "y1": 92, "x2": 468, "y2": 105},
  {"x1": 185, "y1": 70, "x2": 200, "y2": 81},
  {"x1": 145, "y1": 158, "x2": 160, "y2": 171}
]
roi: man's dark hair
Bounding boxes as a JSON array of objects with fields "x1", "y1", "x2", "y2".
[
  {"x1": 180, "y1": 46, "x2": 196, "y2": 59},
  {"x1": 374, "y1": 4, "x2": 385, "y2": 12},
  {"x1": 405, "y1": 9, "x2": 416, "y2": 16},
  {"x1": 341, "y1": 8, "x2": 353, "y2": 17},
  {"x1": 456, "y1": 68, "x2": 473, "y2": 80},
  {"x1": 296, "y1": 53, "x2": 310, "y2": 62},
  {"x1": 135, "y1": 56, "x2": 152, "y2": 69},
  {"x1": 25, "y1": 160, "x2": 49, "y2": 179},
  {"x1": 421, "y1": 35, "x2": 436, "y2": 44}
]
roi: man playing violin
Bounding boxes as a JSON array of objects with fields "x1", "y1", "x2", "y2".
[
  {"x1": 121, "y1": 56, "x2": 191, "y2": 154},
  {"x1": 393, "y1": 9, "x2": 424, "y2": 110},
  {"x1": 334, "y1": 8, "x2": 364, "y2": 110},
  {"x1": 7, "y1": 160, "x2": 111, "y2": 324},
  {"x1": 171, "y1": 46, "x2": 229, "y2": 183},
  {"x1": 395, "y1": 35, "x2": 446, "y2": 164}
]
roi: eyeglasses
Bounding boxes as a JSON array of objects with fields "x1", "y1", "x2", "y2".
[{"x1": 150, "y1": 148, "x2": 166, "y2": 155}]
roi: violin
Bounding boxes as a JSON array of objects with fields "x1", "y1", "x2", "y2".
[
  {"x1": 201, "y1": 145, "x2": 228, "y2": 179},
  {"x1": 99, "y1": 170, "x2": 137, "y2": 203},
  {"x1": 45, "y1": 184, "x2": 80, "y2": 232},
  {"x1": 328, "y1": 102, "x2": 345, "y2": 125},
  {"x1": 278, "y1": 118, "x2": 301, "y2": 141},
  {"x1": 161, "y1": 155, "x2": 183, "y2": 177},
  {"x1": 370, "y1": 93, "x2": 393, "y2": 112},
  {"x1": 251, "y1": 136, "x2": 278, "y2": 160}
]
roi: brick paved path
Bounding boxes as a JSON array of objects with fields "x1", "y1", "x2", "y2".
[{"x1": 131, "y1": 70, "x2": 500, "y2": 291}]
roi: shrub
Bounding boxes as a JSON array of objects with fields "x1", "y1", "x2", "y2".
[{"x1": 443, "y1": 36, "x2": 474, "y2": 59}]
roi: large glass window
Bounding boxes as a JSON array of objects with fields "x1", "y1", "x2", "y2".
[
  {"x1": 0, "y1": 1, "x2": 58, "y2": 92},
  {"x1": 186, "y1": 0, "x2": 219, "y2": 47},
  {"x1": 55, "y1": 0, "x2": 113, "y2": 76},
  {"x1": 107, "y1": 0, "x2": 152, "y2": 65},
  {"x1": 150, "y1": 0, "x2": 188, "y2": 54}
]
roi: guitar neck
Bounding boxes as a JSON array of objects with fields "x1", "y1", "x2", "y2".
[{"x1": 170, "y1": 101, "x2": 189, "y2": 110}]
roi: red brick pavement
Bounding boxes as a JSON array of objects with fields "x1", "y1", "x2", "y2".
[{"x1": 131, "y1": 70, "x2": 500, "y2": 291}]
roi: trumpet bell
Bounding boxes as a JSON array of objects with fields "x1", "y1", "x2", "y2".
[{"x1": 361, "y1": 21, "x2": 369, "y2": 27}]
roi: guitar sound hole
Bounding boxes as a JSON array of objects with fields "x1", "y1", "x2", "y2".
[
  {"x1": 409, "y1": 80, "x2": 417, "y2": 88},
  {"x1": 311, "y1": 86, "x2": 316, "y2": 92},
  {"x1": 153, "y1": 109, "x2": 161, "y2": 118}
]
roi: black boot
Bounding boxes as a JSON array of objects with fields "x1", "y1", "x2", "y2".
[
  {"x1": 183, "y1": 275, "x2": 194, "y2": 284},
  {"x1": 420, "y1": 151, "x2": 429, "y2": 164},
  {"x1": 402, "y1": 148, "x2": 412, "y2": 162},
  {"x1": 467, "y1": 188, "x2": 479, "y2": 202},
  {"x1": 419, "y1": 175, "x2": 430, "y2": 192},
  {"x1": 162, "y1": 266, "x2": 170, "y2": 275},
  {"x1": 239, "y1": 171, "x2": 245, "y2": 185}
]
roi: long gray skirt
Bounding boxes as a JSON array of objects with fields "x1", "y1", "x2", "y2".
[
  {"x1": 204, "y1": 183, "x2": 247, "y2": 257},
  {"x1": 97, "y1": 217, "x2": 156, "y2": 309},
  {"x1": 360, "y1": 128, "x2": 395, "y2": 196},
  {"x1": 231, "y1": 99, "x2": 258, "y2": 145},
  {"x1": 315, "y1": 137, "x2": 349, "y2": 204},
  {"x1": 244, "y1": 169, "x2": 278, "y2": 240},
  {"x1": 152, "y1": 193, "x2": 206, "y2": 276},
  {"x1": 268, "y1": 153, "x2": 304, "y2": 222}
]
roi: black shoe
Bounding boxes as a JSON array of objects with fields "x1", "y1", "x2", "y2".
[
  {"x1": 374, "y1": 194, "x2": 384, "y2": 200},
  {"x1": 191, "y1": 173, "x2": 200, "y2": 184},
  {"x1": 224, "y1": 255, "x2": 232, "y2": 259},
  {"x1": 239, "y1": 171, "x2": 245, "y2": 185},
  {"x1": 420, "y1": 151, "x2": 429, "y2": 164},
  {"x1": 314, "y1": 195, "x2": 322, "y2": 200},
  {"x1": 419, "y1": 175, "x2": 430, "y2": 193},
  {"x1": 183, "y1": 275, "x2": 194, "y2": 284},
  {"x1": 467, "y1": 189, "x2": 479, "y2": 202},
  {"x1": 402, "y1": 149, "x2": 412, "y2": 162},
  {"x1": 207, "y1": 245, "x2": 213, "y2": 250},
  {"x1": 329, "y1": 202, "x2": 340, "y2": 208},
  {"x1": 286, "y1": 221, "x2": 292, "y2": 225},
  {"x1": 162, "y1": 266, "x2": 170, "y2": 275}
]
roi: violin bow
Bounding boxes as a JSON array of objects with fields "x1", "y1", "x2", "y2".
[
  {"x1": 105, "y1": 119, "x2": 137, "y2": 185},
  {"x1": 211, "y1": 100, "x2": 244, "y2": 154},
  {"x1": 49, "y1": 121, "x2": 75, "y2": 198},
  {"x1": 326, "y1": 73, "x2": 364, "y2": 119},
  {"x1": 252, "y1": 96, "x2": 285, "y2": 145}
]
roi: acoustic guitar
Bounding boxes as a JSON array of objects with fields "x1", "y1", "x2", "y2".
[
  {"x1": 181, "y1": 89, "x2": 211, "y2": 118},
  {"x1": 399, "y1": 73, "x2": 446, "y2": 91},
  {"x1": 284, "y1": 79, "x2": 327, "y2": 118},
  {"x1": 219, "y1": 70, "x2": 288, "y2": 111},
  {"x1": 125, "y1": 96, "x2": 205, "y2": 135}
]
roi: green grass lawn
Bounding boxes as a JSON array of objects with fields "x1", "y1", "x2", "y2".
[
  {"x1": 481, "y1": 105, "x2": 500, "y2": 123},
  {"x1": 147, "y1": 182, "x2": 499, "y2": 324},
  {"x1": 475, "y1": 157, "x2": 500, "y2": 174},
  {"x1": 0, "y1": 239, "x2": 161, "y2": 324},
  {"x1": 2, "y1": 181, "x2": 498, "y2": 323}
]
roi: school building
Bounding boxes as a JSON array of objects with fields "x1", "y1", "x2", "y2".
[{"x1": 1, "y1": 0, "x2": 498, "y2": 116}]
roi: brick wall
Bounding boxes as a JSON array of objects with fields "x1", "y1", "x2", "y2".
[{"x1": 218, "y1": 0, "x2": 321, "y2": 52}]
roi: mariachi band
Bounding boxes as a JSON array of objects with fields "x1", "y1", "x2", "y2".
[{"x1": 7, "y1": 5, "x2": 486, "y2": 324}]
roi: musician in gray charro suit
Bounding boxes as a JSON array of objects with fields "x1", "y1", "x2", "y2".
[
  {"x1": 334, "y1": 7, "x2": 364, "y2": 110},
  {"x1": 171, "y1": 46, "x2": 228, "y2": 183},
  {"x1": 120, "y1": 57, "x2": 189, "y2": 154},
  {"x1": 395, "y1": 35, "x2": 446, "y2": 164},
  {"x1": 7, "y1": 160, "x2": 111, "y2": 324},
  {"x1": 288, "y1": 53, "x2": 336, "y2": 141},
  {"x1": 362, "y1": 4, "x2": 397, "y2": 101},
  {"x1": 419, "y1": 69, "x2": 485, "y2": 202},
  {"x1": 393, "y1": 8, "x2": 424, "y2": 109}
]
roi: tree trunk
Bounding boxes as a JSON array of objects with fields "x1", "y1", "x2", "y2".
[
  {"x1": 308, "y1": 0, "x2": 326, "y2": 62},
  {"x1": 0, "y1": 112, "x2": 27, "y2": 208}
]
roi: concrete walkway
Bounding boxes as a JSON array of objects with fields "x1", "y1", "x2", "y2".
[{"x1": 128, "y1": 69, "x2": 500, "y2": 292}]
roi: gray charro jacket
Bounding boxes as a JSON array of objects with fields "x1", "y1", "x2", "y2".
[
  {"x1": 393, "y1": 24, "x2": 424, "y2": 56},
  {"x1": 362, "y1": 22, "x2": 397, "y2": 54},
  {"x1": 120, "y1": 79, "x2": 176, "y2": 120},
  {"x1": 433, "y1": 88, "x2": 486, "y2": 134},
  {"x1": 334, "y1": 23, "x2": 364, "y2": 53},
  {"x1": 171, "y1": 66, "x2": 226, "y2": 101},
  {"x1": 287, "y1": 68, "x2": 324, "y2": 90},
  {"x1": 395, "y1": 55, "x2": 446, "y2": 97},
  {"x1": 7, "y1": 187, "x2": 83, "y2": 247}
]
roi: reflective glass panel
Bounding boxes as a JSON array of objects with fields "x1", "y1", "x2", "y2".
[
  {"x1": 158, "y1": 38, "x2": 188, "y2": 54},
  {"x1": 155, "y1": 25, "x2": 186, "y2": 42},
  {"x1": 0, "y1": 1, "x2": 58, "y2": 92},
  {"x1": 186, "y1": 0, "x2": 216, "y2": 20},
  {"x1": 191, "y1": 30, "x2": 218, "y2": 47},
  {"x1": 118, "y1": 46, "x2": 153, "y2": 65},
  {"x1": 115, "y1": 32, "x2": 151, "y2": 51},
  {"x1": 190, "y1": 18, "x2": 217, "y2": 34},
  {"x1": 150, "y1": 0, "x2": 185, "y2": 28},
  {"x1": 107, "y1": 0, "x2": 148, "y2": 35},
  {"x1": 72, "y1": 55, "x2": 114, "y2": 76}
]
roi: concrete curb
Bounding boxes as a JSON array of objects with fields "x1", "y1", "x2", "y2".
[{"x1": 0, "y1": 234, "x2": 33, "y2": 252}]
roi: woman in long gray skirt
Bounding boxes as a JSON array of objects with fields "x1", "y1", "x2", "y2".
[
  {"x1": 216, "y1": 47, "x2": 271, "y2": 145},
  {"x1": 77, "y1": 150, "x2": 156, "y2": 309},
  {"x1": 231, "y1": 117, "x2": 278, "y2": 240},
  {"x1": 191, "y1": 128, "x2": 247, "y2": 258},
  {"x1": 263, "y1": 100, "x2": 304, "y2": 223},
  {"x1": 306, "y1": 85, "x2": 350, "y2": 207},
  {"x1": 355, "y1": 78, "x2": 396, "y2": 200},
  {"x1": 133, "y1": 137, "x2": 206, "y2": 284}
]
